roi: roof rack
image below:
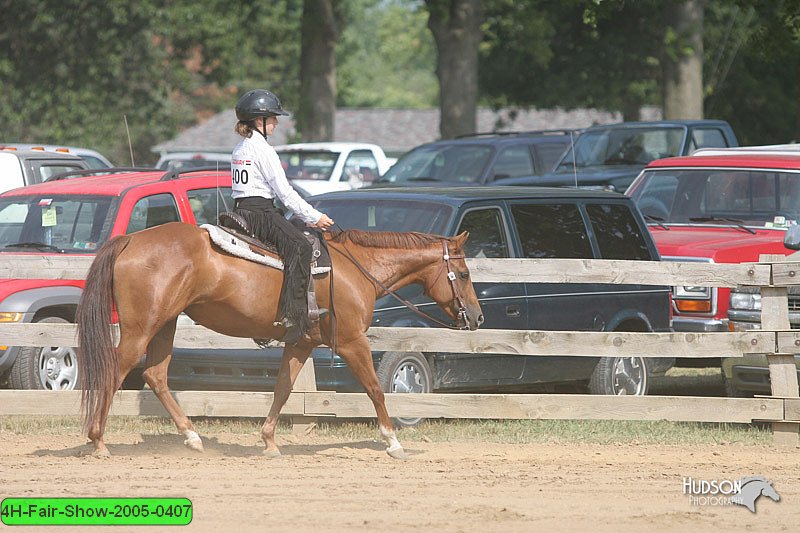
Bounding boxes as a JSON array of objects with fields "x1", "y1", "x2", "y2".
[
  {"x1": 159, "y1": 166, "x2": 230, "y2": 181},
  {"x1": 45, "y1": 167, "x2": 159, "y2": 182},
  {"x1": 456, "y1": 129, "x2": 580, "y2": 139}
]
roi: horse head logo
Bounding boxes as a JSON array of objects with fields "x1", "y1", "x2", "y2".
[{"x1": 731, "y1": 477, "x2": 780, "y2": 513}]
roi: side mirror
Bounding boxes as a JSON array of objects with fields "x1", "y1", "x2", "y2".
[{"x1": 784, "y1": 225, "x2": 800, "y2": 250}]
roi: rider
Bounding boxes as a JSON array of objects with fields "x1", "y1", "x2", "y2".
[{"x1": 231, "y1": 88, "x2": 335, "y2": 345}]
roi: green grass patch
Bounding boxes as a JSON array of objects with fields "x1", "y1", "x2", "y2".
[{"x1": 0, "y1": 416, "x2": 772, "y2": 446}]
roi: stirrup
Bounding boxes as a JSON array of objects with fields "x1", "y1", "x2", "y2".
[
  {"x1": 309, "y1": 307, "x2": 329, "y2": 321},
  {"x1": 272, "y1": 318, "x2": 302, "y2": 345}
]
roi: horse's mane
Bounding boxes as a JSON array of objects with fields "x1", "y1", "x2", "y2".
[{"x1": 330, "y1": 229, "x2": 446, "y2": 249}]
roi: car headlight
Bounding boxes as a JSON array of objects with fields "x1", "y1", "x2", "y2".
[
  {"x1": 674, "y1": 286, "x2": 711, "y2": 299},
  {"x1": 673, "y1": 286, "x2": 713, "y2": 312},
  {"x1": 730, "y1": 292, "x2": 761, "y2": 311}
]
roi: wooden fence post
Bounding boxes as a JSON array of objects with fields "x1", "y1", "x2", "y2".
[
  {"x1": 761, "y1": 254, "x2": 800, "y2": 446},
  {"x1": 291, "y1": 358, "x2": 318, "y2": 434}
]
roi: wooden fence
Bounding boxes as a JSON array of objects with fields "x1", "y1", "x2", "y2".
[{"x1": 0, "y1": 254, "x2": 798, "y2": 445}]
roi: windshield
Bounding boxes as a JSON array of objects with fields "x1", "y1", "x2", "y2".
[
  {"x1": 0, "y1": 195, "x2": 115, "y2": 253},
  {"x1": 629, "y1": 168, "x2": 800, "y2": 226},
  {"x1": 277, "y1": 150, "x2": 338, "y2": 181},
  {"x1": 555, "y1": 127, "x2": 685, "y2": 172},
  {"x1": 312, "y1": 198, "x2": 452, "y2": 234},
  {"x1": 378, "y1": 144, "x2": 493, "y2": 184}
]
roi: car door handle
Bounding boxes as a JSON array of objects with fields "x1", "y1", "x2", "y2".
[{"x1": 506, "y1": 305, "x2": 520, "y2": 317}]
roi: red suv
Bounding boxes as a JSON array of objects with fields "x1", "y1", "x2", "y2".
[
  {"x1": 627, "y1": 153, "x2": 800, "y2": 342},
  {"x1": 0, "y1": 168, "x2": 234, "y2": 390}
]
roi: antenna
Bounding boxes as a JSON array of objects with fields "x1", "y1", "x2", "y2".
[
  {"x1": 123, "y1": 114, "x2": 135, "y2": 166},
  {"x1": 570, "y1": 130, "x2": 578, "y2": 188}
]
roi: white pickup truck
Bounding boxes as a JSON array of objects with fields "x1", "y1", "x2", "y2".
[
  {"x1": 0, "y1": 149, "x2": 88, "y2": 194},
  {"x1": 274, "y1": 142, "x2": 394, "y2": 196}
]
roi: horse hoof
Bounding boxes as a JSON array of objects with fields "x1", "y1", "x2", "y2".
[
  {"x1": 263, "y1": 448, "x2": 282, "y2": 459},
  {"x1": 184, "y1": 437, "x2": 204, "y2": 452},
  {"x1": 386, "y1": 445, "x2": 408, "y2": 460},
  {"x1": 92, "y1": 449, "x2": 111, "y2": 458}
]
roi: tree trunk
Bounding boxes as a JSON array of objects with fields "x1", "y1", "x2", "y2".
[
  {"x1": 426, "y1": 0, "x2": 483, "y2": 139},
  {"x1": 662, "y1": 0, "x2": 704, "y2": 119},
  {"x1": 299, "y1": 0, "x2": 339, "y2": 141}
]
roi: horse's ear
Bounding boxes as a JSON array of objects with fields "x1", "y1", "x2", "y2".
[{"x1": 453, "y1": 231, "x2": 469, "y2": 249}]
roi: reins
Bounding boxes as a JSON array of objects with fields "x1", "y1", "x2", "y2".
[{"x1": 328, "y1": 225, "x2": 470, "y2": 331}]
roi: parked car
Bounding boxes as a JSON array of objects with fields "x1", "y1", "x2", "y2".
[
  {"x1": 626, "y1": 153, "x2": 800, "y2": 365},
  {"x1": 0, "y1": 148, "x2": 89, "y2": 194},
  {"x1": 0, "y1": 144, "x2": 113, "y2": 169},
  {"x1": 692, "y1": 143, "x2": 800, "y2": 157},
  {"x1": 274, "y1": 142, "x2": 393, "y2": 196},
  {"x1": 496, "y1": 120, "x2": 739, "y2": 192},
  {"x1": 370, "y1": 130, "x2": 574, "y2": 188},
  {"x1": 155, "y1": 151, "x2": 232, "y2": 172},
  {"x1": 724, "y1": 284, "x2": 800, "y2": 396},
  {"x1": 0, "y1": 171, "x2": 672, "y2": 404},
  {"x1": 0, "y1": 168, "x2": 235, "y2": 390},
  {"x1": 168, "y1": 186, "x2": 673, "y2": 422}
]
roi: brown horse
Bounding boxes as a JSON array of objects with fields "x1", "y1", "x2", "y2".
[{"x1": 76, "y1": 222, "x2": 483, "y2": 458}]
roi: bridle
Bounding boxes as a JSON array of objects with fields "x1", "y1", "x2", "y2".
[{"x1": 332, "y1": 235, "x2": 471, "y2": 330}]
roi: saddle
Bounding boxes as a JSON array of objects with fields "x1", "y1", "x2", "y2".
[
  {"x1": 206, "y1": 212, "x2": 332, "y2": 346},
  {"x1": 214, "y1": 212, "x2": 331, "y2": 273}
]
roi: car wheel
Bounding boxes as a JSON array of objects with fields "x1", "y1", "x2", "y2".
[
  {"x1": 9, "y1": 317, "x2": 79, "y2": 390},
  {"x1": 376, "y1": 351, "x2": 432, "y2": 428},
  {"x1": 589, "y1": 356, "x2": 649, "y2": 395}
]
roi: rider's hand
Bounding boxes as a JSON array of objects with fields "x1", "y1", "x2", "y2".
[{"x1": 314, "y1": 214, "x2": 335, "y2": 231}]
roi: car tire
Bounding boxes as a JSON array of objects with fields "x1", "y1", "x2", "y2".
[
  {"x1": 588, "y1": 356, "x2": 649, "y2": 395},
  {"x1": 9, "y1": 317, "x2": 79, "y2": 390},
  {"x1": 376, "y1": 351, "x2": 432, "y2": 428}
]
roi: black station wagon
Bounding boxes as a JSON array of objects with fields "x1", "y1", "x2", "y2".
[{"x1": 167, "y1": 186, "x2": 673, "y2": 418}]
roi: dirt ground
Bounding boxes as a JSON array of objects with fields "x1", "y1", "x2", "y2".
[{"x1": 1, "y1": 430, "x2": 798, "y2": 533}]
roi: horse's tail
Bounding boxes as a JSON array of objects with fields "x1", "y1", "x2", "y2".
[{"x1": 76, "y1": 235, "x2": 131, "y2": 435}]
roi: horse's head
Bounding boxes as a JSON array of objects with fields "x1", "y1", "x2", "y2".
[{"x1": 424, "y1": 232, "x2": 484, "y2": 331}]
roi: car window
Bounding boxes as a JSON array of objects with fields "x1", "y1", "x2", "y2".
[
  {"x1": 586, "y1": 203, "x2": 652, "y2": 260},
  {"x1": 34, "y1": 163, "x2": 85, "y2": 182},
  {"x1": 278, "y1": 151, "x2": 338, "y2": 181},
  {"x1": 556, "y1": 127, "x2": 684, "y2": 171},
  {"x1": 126, "y1": 193, "x2": 180, "y2": 234},
  {"x1": 343, "y1": 150, "x2": 380, "y2": 186},
  {"x1": 0, "y1": 195, "x2": 114, "y2": 253},
  {"x1": 491, "y1": 146, "x2": 535, "y2": 181},
  {"x1": 534, "y1": 143, "x2": 570, "y2": 173},
  {"x1": 80, "y1": 155, "x2": 111, "y2": 169},
  {"x1": 379, "y1": 144, "x2": 493, "y2": 184},
  {"x1": 311, "y1": 198, "x2": 452, "y2": 234},
  {"x1": 511, "y1": 203, "x2": 593, "y2": 258},
  {"x1": 690, "y1": 128, "x2": 728, "y2": 151},
  {"x1": 186, "y1": 187, "x2": 234, "y2": 225},
  {"x1": 630, "y1": 168, "x2": 800, "y2": 225},
  {"x1": 456, "y1": 208, "x2": 510, "y2": 258}
]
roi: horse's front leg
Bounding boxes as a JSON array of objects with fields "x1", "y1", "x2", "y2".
[
  {"x1": 336, "y1": 337, "x2": 407, "y2": 459},
  {"x1": 261, "y1": 342, "x2": 313, "y2": 458}
]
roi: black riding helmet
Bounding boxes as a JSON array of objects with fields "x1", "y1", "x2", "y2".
[{"x1": 235, "y1": 89, "x2": 290, "y2": 121}]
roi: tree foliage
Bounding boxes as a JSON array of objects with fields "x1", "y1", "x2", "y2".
[
  {"x1": 338, "y1": 0, "x2": 437, "y2": 107},
  {"x1": 1, "y1": 0, "x2": 798, "y2": 160},
  {"x1": 0, "y1": 0, "x2": 301, "y2": 164},
  {"x1": 705, "y1": 1, "x2": 800, "y2": 143}
]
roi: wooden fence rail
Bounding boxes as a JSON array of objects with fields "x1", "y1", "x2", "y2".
[{"x1": 1, "y1": 254, "x2": 799, "y2": 444}]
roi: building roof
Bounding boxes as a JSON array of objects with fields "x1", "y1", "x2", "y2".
[{"x1": 152, "y1": 106, "x2": 662, "y2": 157}]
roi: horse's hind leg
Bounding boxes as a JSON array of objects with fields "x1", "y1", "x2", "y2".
[
  {"x1": 336, "y1": 337, "x2": 407, "y2": 459},
  {"x1": 141, "y1": 319, "x2": 203, "y2": 452},
  {"x1": 261, "y1": 343, "x2": 313, "y2": 458},
  {"x1": 86, "y1": 333, "x2": 149, "y2": 456}
]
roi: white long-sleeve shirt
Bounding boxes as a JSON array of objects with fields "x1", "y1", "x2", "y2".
[{"x1": 231, "y1": 133, "x2": 323, "y2": 225}]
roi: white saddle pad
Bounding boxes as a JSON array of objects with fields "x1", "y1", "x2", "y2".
[{"x1": 201, "y1": 224, "x2": 330, "y2": 275}]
